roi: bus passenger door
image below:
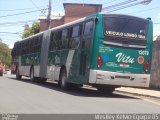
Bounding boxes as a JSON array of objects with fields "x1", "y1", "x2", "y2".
[{"x1": 79, "y1": 20, "x2": 94, "y2": 83}]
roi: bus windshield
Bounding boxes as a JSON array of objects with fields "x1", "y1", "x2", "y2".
[{"x1": 103, "y1": 16, "x2": 149, "y2": 47}]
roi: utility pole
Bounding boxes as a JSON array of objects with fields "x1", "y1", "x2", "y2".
[{"x1": 47, "y1": 0, "x2": 52, "y2": 29}]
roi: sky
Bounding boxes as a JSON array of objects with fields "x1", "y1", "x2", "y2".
[{"x1": 0, "y1": 0, "x2": 160, "y2": 48}]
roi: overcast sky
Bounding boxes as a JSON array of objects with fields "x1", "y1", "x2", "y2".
[{"x1": 0, "y1": 0, "x2": 159, "y2": 48}]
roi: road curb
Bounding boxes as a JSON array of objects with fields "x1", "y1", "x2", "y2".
[{"x1": 115, "y1": 90, "x2": 160, "y2": 99}]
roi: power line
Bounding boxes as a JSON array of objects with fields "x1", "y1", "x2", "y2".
[
  {"x1": 103, "y1": 0, "x2": 149, "y2": 13},
  {"x1": 108, "y1": 2, "x2": 141, "y2": 13},
  {"x1": 127, "y1": 6, "x2": 160, "y2": 14},
  {"x1": 103, "y1": 0, "x2": 124, "y2": 5},
  {"x1": 0, "y1": 6, "x2": 45, "y2": 12},
  {"x1": 0, "y1": 20, "x2": 35, "y2": 26},
  {"x1": 0, "y1": 9, "x2": 47, "y2": 18},
  {"x1": 29, "y1": 0, "x2": 47, "y2": 16},
  {"x1": 0, "y1": 20, "x2": 35, "y2": 24},
  {"x1": 49, "y1": 0, "x2": 139, "y2": 18},
  {"x1": 0, "y1": 32, "x2": 21, "y2": 35},
  {"x1": 0, "y1": 34, "x2": 20, "y2": 37},
  {"x1": 102, "y1": 0, "x2": 138, "y2": 11},
  {"x1": 30, "y1": 0, "x2": 43, "y2": 11},
  {"x1": 0, "y1": 23, "x2": 33, "y2": 27}
]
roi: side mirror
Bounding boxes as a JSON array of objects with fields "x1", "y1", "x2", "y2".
[{"x1": 147, "y1": 17, "x2": 151, "y2": 20}]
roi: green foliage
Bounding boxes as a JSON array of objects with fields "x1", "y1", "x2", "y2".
[
  {"x1": 0, "y1": 41, "x2": 12, "y2": 68},
  {"x1": 31, "y1": 21, "x2": 40, "y2": 34},
  {"x1": 22, "y1": 28, "x2": 33, "y2": 39},
  {"x1": 22, "y1": 21, "x2": 40, "y2": 39}
]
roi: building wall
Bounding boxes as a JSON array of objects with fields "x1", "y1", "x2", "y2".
[
  {"x1": 150, "y1": 36, "x2": 160, "y2": 89},
  {"x1": 64, "y1": 3, "x2": 102, "y2": 24},
  {"x1": 39, "y1": 19, "x2": 49, "y2": 32},
  {"x1": 64, "y1": 17, "x2": 84, "y2": 24},
  {"x1": 50, "y1": 18, "x2": 64, "y2": 28}
]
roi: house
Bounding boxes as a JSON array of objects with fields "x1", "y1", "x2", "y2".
[{"x1": 39, "y1": 3, "x2": 102, "y2": 31}]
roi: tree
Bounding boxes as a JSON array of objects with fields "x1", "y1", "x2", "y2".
[
  {"x1": 22, "y1": 29, "x2": 33, "y2": 39},
  {"x1": 22, "y1": 21, "x2": 40, "y2": 39},
  {"x1": 31, "y1": 21, "x2": 40, "y2": 34},
  {"x1": 0, "y1": 37, "x2": 2, "y2": 42},
  {"x1": 0, "y1": 41, "x2": 12, "y2": 68}
]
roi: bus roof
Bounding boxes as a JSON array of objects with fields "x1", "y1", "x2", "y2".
[
  {"x1": 102, "y1": 13, "x2": 151, "y2": 22},
  {"x1": 15, "y1": 12, "x2": 151, "y2": 44}
]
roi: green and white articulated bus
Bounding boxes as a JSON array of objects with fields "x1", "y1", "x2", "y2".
[{"x1": 12, "y1": 13, "x2": 153, "y2": 93}]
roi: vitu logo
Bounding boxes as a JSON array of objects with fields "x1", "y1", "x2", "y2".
[{"x1": 116, "y1": 52, "x2": 134, "y2": 64}]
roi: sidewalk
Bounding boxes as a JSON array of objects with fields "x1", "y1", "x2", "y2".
[{"x1": 115, "y1": 87, "x2": 160, "y2": 99}]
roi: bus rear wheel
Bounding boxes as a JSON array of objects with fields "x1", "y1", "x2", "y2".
[
  {"x1": 16, "y1": 69, "x2": 21, "y2": 79},
  {"x1": 39, "y1": 78, "x2": 47, "y2": 83},
  {"x1": 97, "y1": 86, "x2": 115, "y2": 94},
  {"x1": 59, "y1": 68, "x2": 69, "y2": 90}
]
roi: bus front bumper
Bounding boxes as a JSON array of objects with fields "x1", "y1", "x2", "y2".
[{"x1": 89, "y1": 70, "x2": 150, "y2": 88}]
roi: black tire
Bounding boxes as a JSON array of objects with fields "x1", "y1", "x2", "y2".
[
  {"x1": 16, "y1": 69, "x2": 21, "y2": 79},
  {"x1": 39, "y1": 78, "x2": 47, "y2": 83},
  {"x1": 30, "y1": 67, "x2": 36, "y2": 82},
  {"x1": 70, "y1": 83, "x2": 83, "y2": 89},
  {"x1": 59, "y1": 68, "x2": 69, "y2": 90},
  {"x1": 97, "y1": 86, "x2": 115, "y2": 94}
]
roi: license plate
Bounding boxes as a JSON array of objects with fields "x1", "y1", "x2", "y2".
[{"x1": 115, "y1": 75, "x2": 130, "y2": 79}]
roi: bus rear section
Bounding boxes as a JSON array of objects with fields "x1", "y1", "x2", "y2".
[{"x1": 89, "y1": 14, "x2": 153, "y2": 89}]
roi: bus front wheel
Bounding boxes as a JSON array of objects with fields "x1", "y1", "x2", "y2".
[{"x1": 59, "y1": 68, "x2": 69, "y2": 90}]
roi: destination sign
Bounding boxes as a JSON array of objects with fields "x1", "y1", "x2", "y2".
[{"x1": 105, "y1": 30, "x2": 146, "y2": 39}]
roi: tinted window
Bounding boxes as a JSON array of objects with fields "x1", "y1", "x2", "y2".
[
  {"x1": 72, "y1": 26, "x2": 80, "y2": 37},
  {"x1": 61, "y1": 29, "x2": 68, "y2": 49},
  {"x1": 103, "y1": 17, "x2": 148, "y2": 40},
  {"x1": 103, "y1": 16, "x2": 149, "y2": 47},
  {"x1": 49, "y1": 31, "x2": 62, "y2": 50},
  {"x1": 70, "y1": 25, "x2": 81, "y2": 49},
  {"x1": 84, "y1": 21, "x2": 93, "y2": 35},
  {"x1": 50, "y1": 32, "x2": 58, "y2": 51}
]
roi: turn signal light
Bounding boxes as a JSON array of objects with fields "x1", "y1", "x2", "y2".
[{"x1": 144, "y1": 59, "x2": 149, "y2": 73}]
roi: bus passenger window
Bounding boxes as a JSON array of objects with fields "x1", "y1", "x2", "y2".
[
  {"x1": 83, "y1": 21, "x2": 94, "y2": 48},
  {"x1": 56, "y1": 31, "x2": 62, "y2": 50},
  {"x1": 84, "y1": 21, "x2": 93, "y2": 35},
  {"x1": 61, "y1": 29, "x2": 68, "y2": 49},
  {"x1": 49, "y1": 32, "x2": 57, "y2": 51},
  {"x1": 70, "y1": 25, "x2": 81, "y2": 49}
]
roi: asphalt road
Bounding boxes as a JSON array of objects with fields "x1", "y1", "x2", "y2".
[{"x1": 0, "y1": 74, "x2": 160, "y2": 114}]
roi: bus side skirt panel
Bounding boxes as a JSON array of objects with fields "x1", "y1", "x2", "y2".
[
  {"x1": 19, "y1": 66, "x2": 30, "y2": 76},
  {"x1": 34, "y1": 66, "x2": 40, "y2": 77}
]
